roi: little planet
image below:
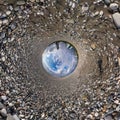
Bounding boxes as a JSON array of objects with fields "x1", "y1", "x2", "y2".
[{"x1": 42, "y1": 41, "x2": 78, "y2": 77}]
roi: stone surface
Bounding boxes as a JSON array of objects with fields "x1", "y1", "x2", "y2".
[
  {"x1": 0, "y1": 108, "x2": 7, "y2": 117},
  {"x1": 104, "y1": 0, "x2": 111, "y2": 6},
  {"x1": 109, "y1": 3, "x2": 119, "y2": 12},
  {"x1": 0, "y1": 0, "x2": 120, "y2": 120},
  {"x1": 0, "y1": 103, "x2": 4, "y2": 110},
  {"x1": 112, "y1": 12, "x2": 120, "y2": 28},
  {"x1": 16, "y1": 1, "x2": 25, "y2": 5}
]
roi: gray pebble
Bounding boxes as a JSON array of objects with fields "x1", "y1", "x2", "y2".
[
  {"x1": 2, "y1": 19, "x2": 9, "y2": 24},
  {"x1": 0, "y1": 32, "x2": 6, "y2": 39},
  {"x1": 109, "y1": 3, "x2": 119, "y2": 12},
  {"x1": 1, "y1": 95, "x2": 7, "y2": 101},
  {"x1": 12, "y1": 114, "x2": 20, "y2": 120},
  {"x1": 47, "y1": 117, "x2": 53, "y2": 120},
  {"x1": 112, "y1": 12, "x2": 120, "y2": 29},
  {"x1": 104, "y1": 115, "x2": 113, "y2": 120},
  {"x1": 10, "y1": 23, "x2": 17, "y2": 30},
  {"x1": 0, "y1": 108, "x2": 7, "y2": 117},
  {"x1": 17, "y1": 1, "x2": 25, "y2": 5},
  {"x1": 6, "y1": 11, "x2": 11, "y2": 16},
  {"x1": 0, "y1": 20, "x2": 2, "y2": 26},
  {"x1": 104, "y1": 0, "x2": 111, "y2": 6},
  {"x1": 0, "y1": 103, "x2": 4, "y2": 110}
]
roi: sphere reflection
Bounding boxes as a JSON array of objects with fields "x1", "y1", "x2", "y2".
[{"x1": 42, "y1": 41, "x2": 78, "y2": 77}]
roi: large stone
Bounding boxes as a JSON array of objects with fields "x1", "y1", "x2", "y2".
[
  {"x1": 104, "y1": 115, "x2": 113, "y2": 120},
  {"x1": 109, "y1": 3, "x2": 119, "y2": 12},
  {"x1": 112, "y1": 12, "x2": 120, "y2": 29},
  {"x1": 7, "y1": 114, "x2": 20, "y2": 120},
  {"x1": 0, "y1": 108, "x2": 7, "y2": 117},
  {"x1": 104, "y1": 0, "x2": 111, "y2": 6},
  {"x1": 0, "y1": 103, "x2": 4, "y2": 110},
  {"x1": 7, "y1": 114, "x2": 14, "y2": 120}
]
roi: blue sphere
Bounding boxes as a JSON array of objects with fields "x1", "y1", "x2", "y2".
[{"x1": 42, "y1": 41, "x2": 78, "y2": 77}]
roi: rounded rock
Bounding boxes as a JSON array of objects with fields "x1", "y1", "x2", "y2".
[
  {"x1": 109, "y1": 3, "x2": 119, "y2": 12},
  {"x1": 0, "y1": 108, "x2": 7, "y2": 117}
]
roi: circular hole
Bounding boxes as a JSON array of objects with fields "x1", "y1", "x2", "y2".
[{"x1": 42, "y1": 41, "x2": 78, "y2": 78}]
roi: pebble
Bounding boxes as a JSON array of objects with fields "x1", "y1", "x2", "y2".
[
  {"x1": 112, "y1": 12, "x2": 120, "y2": 29},
  {"x1": 10, "y1": 23, "x2": 17, "y2": 30},
  {"x1": 109, "y1": 3, "x2": 119, "y2": 12},
  {"x1": 47, "y1": 117, "x2": 53, "y2": 120},
  {"x1": 1, "y1": 57, "x2": 6, "y2": 62},
  {"x1": 82, "y1": 3, "x2": 89, "y2": 13},
  {"x1": 66, "y1": 19, "x2": 74, "y2": 24},
  {"x1": 30, "y1": 0, "x2": 36, "y2": 2},
  {"x1": 2, "y1": 19, "x2": 9, "y2": 25},
  {"x1": 17, "y1": 1, "x2": 25, "y2": 5},
  {"x1": 114, "y1": 100, "x2": 120, "y2": 105},
  {"x1": 0, "y1": 20, "x2": 2, "y2": 26},
  {"x1": 104, "y1": 0, "x2": 111, "y2": 6},
  {"x1": 6, "y1": 11, "x2": 11, "y2": 16},
  {"x1": 116, "y1": 106, "x2": 120, "y2": 111},
  {"x1": 7, "y1": 114, "x2": 19, "y2": 120},
  {"x1": 0, "y1": 108, "x2": 7, "y2": 117},
  {"x1": 104, "y1": 115, "x2": 113, "y2": 120},
  {"x1": 94, "y1": 112, "x2": 99, "y2": 117},
  {"x1": 1, "y1": 95, "x2": 7, "y2": 101},
  {"x1": 0, "y1": 32, "x2": 6, "y2": 39},
  {"x1": 118, "y1": 57, "x2": 120, "y2": 66},
  {"x1": 0, "y1": 103, "x2": 4, "y2": 110},
  {"x1": 13, "y1": 114, "x2": 20, "y2": 120},
  {"x1": 99, "y1": 10, "x2": 104, "y2": 17}
]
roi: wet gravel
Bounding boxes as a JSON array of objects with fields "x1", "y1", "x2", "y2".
[{"x1": 0, "y1": 0, "x2": 120, "y2": 120}]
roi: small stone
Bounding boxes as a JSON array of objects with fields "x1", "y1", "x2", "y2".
[
  {"x1": 94, "y1": 112, "x2": 99, "y2": 117},
  {"x1": 112, "y1": 12, "x2": 120, "y2": 29},
  {"x1": 94, "y1": 11, "x2": 99, "y2": 16},
  {"x1": 7, "y1": 115, "x2": 13, "y2": 120},
  {"x1": 19, "y1": 114, "x2": 24, "y2": 118},
  {"x1": 17, "y1": 1, "x2": 25, "y2": 5},
  {"x1": 30, "y1": 0, "x2": 35, "y2": 2},
  {"x1": 116, "y1": 106, "x2": 120, "y2": 111},
  {"x1": 0, "y1": 32, "x2": 6, "y2": 39},
  {"x1": 0, "y1": 108, "x2": 7, "y2": 117},
  {"x1": 1, "y1": 57, "x2": 5, "y2": 62},
  {"x1": 99, "y1": 10, "x2": 104, "y2": 17},
  {"x1": 1, "y1": 95, "x2": 7, "y2": 101},
  {"x1": 41, "y1": 113, "x2": 45, "y2": 118},
  {"x1": 47, "y1": 117, "x2": 53, "y2": 120},
  {"x1": 6, "y1": 90, "x2": 10, "y2": 94},
  {"x1": 13, "y1": 114, "x2": 20, "y2": 120},
  {"x1": 104, "y1": 115, "x2": 113, "y2": 120},
  {"x1": 114, "y1": 100, "x2": 120, "y2": 104},
  {"x1": 10, "y1": 23, "x2": 17, "y2": 30},
  {"x1": 104, "y1": 0, "x2": 111, "y2": 6},
  {"x1": 66, "y1": 19, "x2": 74, "y2": 24},
  {"x1": 87, "y1": 114, "x2": 93, "y2": 119},
  {"x1": 118, "y1": 57, "x2": 120, "y2": 66},
  {"x1": 6, "y1": 11, "x2": 11, "y2": 15},
  {"x1": 0, "y1": 103, "x2": 4, "y2": 110},
  {"x1": 7, "y1": 114, "x2": 14, "y2": 120},
  {"x1": 91, "y1": 43, "x2": 96, "y2": 50},
  {"x1": 82, "y1": 3, "x2": 89, "y2": 13},
  {"x1": 109, "y1": 3, "x2": 119, "y2": 12},
  {"x1": 0, "y1": 20, "x2": 2, "y2": 26},
  {"x1": 2, "y1": 19, "x2": 9, "y2": 24}
]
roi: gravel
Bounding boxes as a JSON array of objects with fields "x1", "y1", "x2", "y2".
[{"x1": 0, "y1": 0, "x2": 120, "y2": 119}]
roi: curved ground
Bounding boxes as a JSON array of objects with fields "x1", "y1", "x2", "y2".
[{"x1": 0, "y1": 0, "x2": 120, "y2": 120}]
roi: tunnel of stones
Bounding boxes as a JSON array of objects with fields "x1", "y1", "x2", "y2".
[{"x1": 0, "y1": 0, "x2": 120, "y2": 119}]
